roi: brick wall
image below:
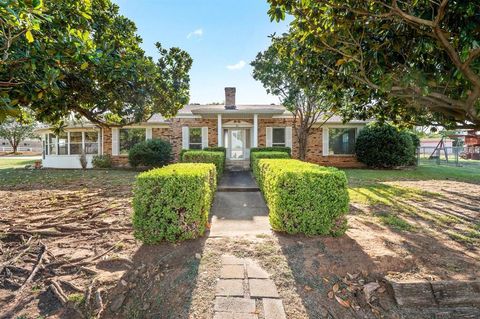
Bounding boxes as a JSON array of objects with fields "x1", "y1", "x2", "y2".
[
  {"x1": 100, "y1": 117, "x2": 363, "y2": 168},
  {"x1": 170, "y1": 118, "x2": 218, "y2": 161}
]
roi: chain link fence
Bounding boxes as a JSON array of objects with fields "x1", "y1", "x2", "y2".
[{"x1": 417, "y1": 146, "x2": 480, "y2": 167}]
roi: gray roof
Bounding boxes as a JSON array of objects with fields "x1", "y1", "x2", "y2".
[{"x1": 179, "y1": 104, "x2": 287, "y2": 115}]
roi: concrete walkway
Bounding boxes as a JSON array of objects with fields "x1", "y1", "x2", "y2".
[
  {"x1": 209, "y1": 171, "x2": 270, "y2": 237},
  {"x1": 209, "y1": 171, "x2": 286, "y2": 318}
]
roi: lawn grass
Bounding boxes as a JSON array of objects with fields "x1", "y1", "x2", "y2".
[
  {"x1": 344, "y1": 162, "x2": 480, "y2": 187},
  {"x1": 377, "y1": 212, "x2": 415, "y2": 231},
  {"x1": 343, "y1": 163, "x2": 480, "y2": 245},
  {"x1": 0, "y1": 158, "x2": 37, "y2": 169}
]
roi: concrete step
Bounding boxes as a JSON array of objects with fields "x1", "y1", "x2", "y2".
[{"x1": 225, "y1": 160, "x2": 250, "y2": 172}]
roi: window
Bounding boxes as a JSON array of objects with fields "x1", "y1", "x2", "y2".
[
  {"x1": 328, "y1": 128, "x2": 356, "y2": 155},
  {"x1": 58, "y1": 132, "x2": 68, "y2": 155},
  {"x1": 189, "y1": 128, "x2": 202, "y2": 149},
  {"x1": 84, "y1": 131, "x2": 99, "y2": 154},
  {"x1": 48, "y1": 134, "x2": 57, "y2": 155},
  {"x1": 120, "y1": 128, "x2": 145, "y2": 155},
  {"x1": 272, "y1": 128, "x2": 286, "y2": 147},
  {"x1": 69, "y1": 132, "x2": 83, "y2": 155}
]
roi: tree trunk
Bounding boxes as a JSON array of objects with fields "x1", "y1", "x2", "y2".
[{"x1": 297, "y1": 127, "x2": 309, "y2": 161}]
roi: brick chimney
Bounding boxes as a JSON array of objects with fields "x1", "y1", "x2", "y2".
[{"x1": 224, "y1": 87, "x2": 236, "y2": 110}]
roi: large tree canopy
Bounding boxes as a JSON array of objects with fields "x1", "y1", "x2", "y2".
[
  {"x1": 267, "y1": 0, "x2": 480, "y2": 129},
  {"x1": 252, "y1": 36, "x2": 353, "y2": 159},
  {"x1": 1, "y1": 0, "x2": 192, "y2": 126}
]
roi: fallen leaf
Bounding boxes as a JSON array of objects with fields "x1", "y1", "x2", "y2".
[
  {"x1": 332, "y1": 283, "x2": 339, "y2": 293},
  {"x1": 304, "y1": 285, "x2": 312, "y2": 292},
  {"x1": 335, "y1": 295, "x2": 350, "y2": 308},
  {"x1": 327, "y1": 291, "x2": 334, "y2": 299},
  {"x1": 363, "y1": 282, "x2": 380, "y2": 302}
]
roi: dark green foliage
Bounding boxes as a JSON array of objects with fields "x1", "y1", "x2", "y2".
[
  {"x1": 250, "y1": 151, "x2": 290, "y2": 186},
  {"x1": 128, "y1": 139, "x2": 172, "y2": 168},
  {"x1": 256, "y1": 159, "x2": 349, "y2": 236},
  {"x1": 355, "y1": 123, "x2": 415, "y2": 168},
  {"x1": 267, "y1": 1, "x2": 480, "y2": 128},
  {"x1": 181, "y1": 150, "x2": 225, "y2": 178},
  {"x1": 406, "y1": 131, "x2": 421, "y2": 149},
  {"x1": 132, "y1": 163, "x2": 216, "y2": 243},
  {"x1": 203, "y1": 147, "x2": 227, "y2": 158},
  {"x1": 1, "y1": 0, "x2": 192, "y2": 125},
  {"x1": 250, "y1": 147, "x2": 291, "y2": 158},
  {"x1": 92, "y1": 155, "x2": 112, "y2": 168}
]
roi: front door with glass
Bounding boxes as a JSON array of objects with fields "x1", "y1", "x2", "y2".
[{"x1": 229, "y1": 129, "x2": 245, "y2": 160}]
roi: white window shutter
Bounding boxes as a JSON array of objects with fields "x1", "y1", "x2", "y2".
[
  {"x1": 111, "y1": 128, "x2": 119, "y2": 156},
  {"x1": 266, "y1": 127, "x2": 273, "y2": 147},
  {"x1": 322, "y1": 127, "x2": 329, "y2": 156},
  {"x1": 182, "y1": 126, "x2": 189, "y2": 149},
  {"x1": 285, "y1": 127, "x2": 292, "y2": 148},
  {"x1": 202, "y1": 127, "x2": 208, "y2": 148},
  {"x1": 146, "y1": 127, "x2": 153, "y2": 140}
]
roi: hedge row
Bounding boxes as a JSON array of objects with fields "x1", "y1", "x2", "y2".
[
  {"x1": 181, "y1": 150, "x2": 225, "y2": 178},
  {"x1": 255, "y1": 159, "x2": 349, "y2": 236},
  {"x1": 250, "y1": 146, "x2": 291, "y2": 158},
  {"x1": 251, "y1": 151, "x2": 290, "y2": 186},
  {"x1": 203, "y1": 146, "x2": 227, "y2": 158},
  {"x1": 132, "y1": 163, "x2": 216, "y2": 243}
]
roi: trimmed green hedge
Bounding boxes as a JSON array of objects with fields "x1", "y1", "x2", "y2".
[
  {"x1": 132, "y1": 163, "x2": 216, "y2": 243},
  {"x1": 203, "y1": 146, "x2": 227, "y2": 158},
  {"x1": 250, "y1": 147, "x2": 291, "y2": 158},
  {"x1": 256, "y1": 159, "x2": 349, "y2": 236},
  {"x1": 181, "y1": 150, "x2": 225, "y2": 178},
  {"x1": 251, "y1": 151, "x2": 290, "y2": 186}
]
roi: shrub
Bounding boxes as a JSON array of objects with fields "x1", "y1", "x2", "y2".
[
  {"x1": 132, "y1": 163, "x2": 216, "y2": 243},
  {"x1": 250, "y1": 147, "x2": 291, "y2": 158},
  {"x1": 355, "y1": 123, "x2": 415, "y2": 168},
  {"x1": 181, "y1": 150, "x2": 225, "y2": 178},
  {"x1": 251, "y1": 151, "x2": 290, "y2": 186},
  {"x1": 256, "y1": 159, "x2": 349, "y2": 236},
  {"x1": 203, "y1": 146, "x2": 227, "y2": 158},
  {"x1": 128, "y1": 139, "x2": 172, "y2": 168},
  {"x1": 92, "y1": 154, "x2": 112, "y2": 168}
]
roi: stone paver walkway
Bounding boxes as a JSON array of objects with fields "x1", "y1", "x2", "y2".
[{"x1": 213, "y1": 255, "x2": 286, "y2": 319}]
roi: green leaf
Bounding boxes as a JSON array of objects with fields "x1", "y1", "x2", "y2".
[{"x1": 80, "y1": 62, "x2": 89, "y2": 70}]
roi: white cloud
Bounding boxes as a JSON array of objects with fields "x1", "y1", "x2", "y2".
[
  {"x1": 187, "y1": 28, "x2": 203, "y2": 39},
  {"x1": 226, "y1": 60, "x2": 246, "y2": 70}
]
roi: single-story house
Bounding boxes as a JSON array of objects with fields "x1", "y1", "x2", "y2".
[{"x1": 36, "y1": 87, "x2": 369, "y2": 169}]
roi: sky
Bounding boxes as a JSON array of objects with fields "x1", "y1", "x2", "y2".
[{"x1": 113, "y1": 0, "x2": 291, "y2": 105}]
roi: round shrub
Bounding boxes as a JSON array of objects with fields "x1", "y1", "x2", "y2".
[
  {"x1": 355, "y1": 123, "x2": 415, "y2": 168},
  {"x1": 92, "y1": 154, "x2": 112, "y2": 168},
  {"x1": 128, "y1": 139, "x2": 172, "y2": 168}
]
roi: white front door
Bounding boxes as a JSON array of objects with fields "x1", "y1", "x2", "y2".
[{"x1": 229, "y1": 129, "x2": 245, "y2": 160}]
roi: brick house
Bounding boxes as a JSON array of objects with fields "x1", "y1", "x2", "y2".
[{"x1": 37, "y1": 87, "x2": 368, "y2": 169}]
